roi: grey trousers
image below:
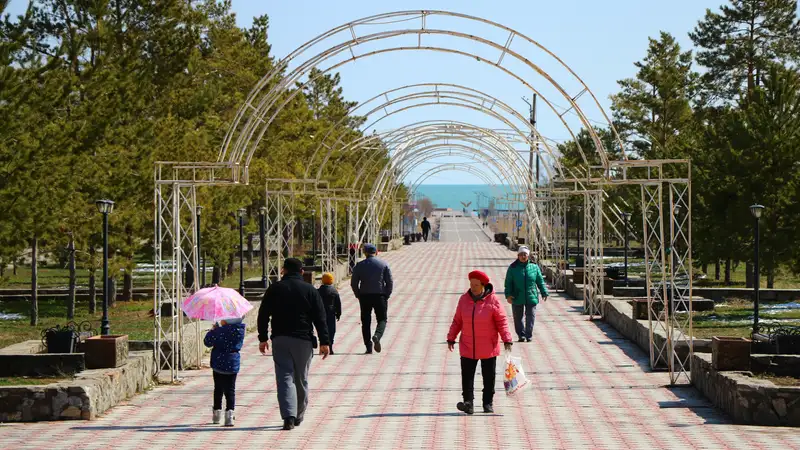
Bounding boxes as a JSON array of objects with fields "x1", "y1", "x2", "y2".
[{"x1": 272, "y1": 336, "x2": 314, "y2": 420}]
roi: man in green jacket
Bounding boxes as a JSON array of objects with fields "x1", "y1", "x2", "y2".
[{"x1": 504, "y1": 246, "x2": 549, "y2": 342}]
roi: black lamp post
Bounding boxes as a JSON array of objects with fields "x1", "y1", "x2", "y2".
[
  {"x1": 259, "y1": 206, "x2": 267, "y2": 289},
  {"x1": 238, "y1": 208, "x2": 246, "y2": 296},
  {"x1": 95, "y1": 199, "x2": 114, "y2": 336},
  {"x1": 196, "y1": 206, "x2": 204, "y2": 288},
  {"x1": 750, "y1": 204, "x2": 765, "y2": 334},
  {"x1": 564, "y1": 207, "x2": 569, "y2": 269},
  {"x1": 621, "y1": 212, "x2": 631, "y2": 287}
]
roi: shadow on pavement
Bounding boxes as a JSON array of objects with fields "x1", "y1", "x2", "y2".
[
  {"x1": 662, "y1": 386, "x2": 731, "y2": 425},
  {"x1": 349, "y1": 412, "x2": 502, "y2": 418},
  {"x1": 591, "y1": 320, "x2": 653, "y2": 372},
  {"x1": 70, "y1": 424, "x2": 284, "y2": 432}
]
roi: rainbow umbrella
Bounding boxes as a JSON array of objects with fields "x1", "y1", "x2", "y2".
[{"x1": 181, "y1": 285, "x2": 253, "y2": 322}]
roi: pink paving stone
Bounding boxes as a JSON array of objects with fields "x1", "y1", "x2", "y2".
[{"x1": 2, "y1": 242, "x2": 800, "y2": 449}]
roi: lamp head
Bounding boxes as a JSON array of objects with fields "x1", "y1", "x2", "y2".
[
  {"x1": 95, "y1": 199, "x2": 115, "y2": 215},
  {"x1": 750, "y1": 204, "x2": 765, "y2": 219},
  {"x1": 237, "y1": 208, "x2": 247, "y2": 218},
  {"x1": 259, "y1": 206, "x2": 267, "y2": 216},
  {"x1": 196, "y1": 206, "x2": 203, "y2": 216}
]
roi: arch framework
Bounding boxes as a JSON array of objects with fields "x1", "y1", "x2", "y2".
[{"x1": 153, "y1": 10, "x2": 692, "y2": 386}]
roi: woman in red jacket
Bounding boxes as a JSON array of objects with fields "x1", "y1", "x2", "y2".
[{"x1": 447, "y1": 270, "x2": 513, "y2": 414}]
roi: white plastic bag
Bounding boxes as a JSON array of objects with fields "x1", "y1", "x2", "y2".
[{"x1": 503, "y1": 353, "x2": 530, "y2": 395}]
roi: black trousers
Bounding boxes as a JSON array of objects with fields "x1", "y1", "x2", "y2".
[
  {"x1": 326, "y1": 309, "x2": 337, "y2": 347},
  {"x1": 358, "y1": 294, "x2": 387, "y2": 347},
  {"x1": 461, "y1": 356, "x2": 497, "y2": 405},
  {"x1": 213, "y1": 372, "x2": 237, "y2": 410},
  {"x1": 422, "y1": 229, "x2": 429, "y2": 241}
]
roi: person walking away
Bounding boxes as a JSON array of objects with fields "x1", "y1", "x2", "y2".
[
  {"x1": 504, "y1": 246, "x2": 548, "y2": 342},
  {"x1": 258, "y1": 258, "x2": 330, "y2": 431},
  {"x1": 447, "y1": 270, "x2": 513, "y2": 414},
  {"x1": 204, "y1": 318, "x2": 246, "y2": 426},
  {"x1": 351, "y1": 243, "x2": 393, "y2": 354},
  {"x1": 318, "y1": 272, "x2": 342, "y2": 355},
  {"x1": 421, "y1": 217, "x2": 431, "y2": 242}
]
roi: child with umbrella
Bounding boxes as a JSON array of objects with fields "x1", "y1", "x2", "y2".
[{"x1": 183, "y1": 285, "x2": 253, "y2": 427}]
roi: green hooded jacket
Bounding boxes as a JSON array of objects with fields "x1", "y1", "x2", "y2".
[{"x1": 504, "y1": 260, "x2": 549, "y2": 305}]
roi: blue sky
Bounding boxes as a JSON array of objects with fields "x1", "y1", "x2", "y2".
[{"x1": 6, "y1": 0, "x2": 724, "y2": 184}]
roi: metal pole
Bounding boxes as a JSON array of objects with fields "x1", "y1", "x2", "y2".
[
  {"x1": 624, "y1": 213, "x2": 629, "y2": 287},
  {"x1": 532, "y1": 93, "x2": 540, "y2": 190},
  {"x1": 564, "y1": 207, "x2": 569, "y2": 269},
  {"x1": 754, "y1": 216, "x2": 760, "y2": 333},
  {"x1": 101, "y1": 212, "x2": 110, "y2": 336},
  {"x1": 196, "y1": 208, "x2": 204, "y2": 287},
  {"x1": 312, "y1": 209, "x2": 317, "y2": 261},
  {"x1": 239, "y1": 215, "x2": 245, "y2": 296},
  {"x1": 259, "y1": 211, "x2": 267, "y2": 289}
]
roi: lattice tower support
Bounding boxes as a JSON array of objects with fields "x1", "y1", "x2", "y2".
[
  {"x1": 279, "y1": 194, "x2": 295, "y2": 259},
  {"x1": 154, "y1": 182, "x2": 199, "y2": 382},
  {"x1": 550, "y1": 196, "x2": 566, "y2": 290},
  {"x1": 392, "y1": 203, "x2": 401, "y2": 239},
  {"x1": 320, "y1": 198, "x2": 334, "y2": 275},
  {"x1": 669, "y1": 181, "x2": 693, "y2": 384},
  {"x1": 641, "y1": 183, "x2": 670, "y2": 370},
  {"x1": 583, "y1": 191, "x2": 604, "y2": 318},
  {"x1": 265, "y1": 194, "x2": 281, "y2": 282}
]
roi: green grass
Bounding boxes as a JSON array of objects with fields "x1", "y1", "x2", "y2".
[
  {"x1": 685, "y1": 299, "x2": 800, "y2": 339},
  {"x1": 0, "y1": 299, "x2": 157, "y2": 349},
  {"x1": 0, "y1": 376, "x2": 72, "y2": 386},
  {"x1": 0, "y1": 265, "x2": 153, "y2": 289},
  {"x1": 695, "y1": 263, "x2": 800, "y2": 289}
]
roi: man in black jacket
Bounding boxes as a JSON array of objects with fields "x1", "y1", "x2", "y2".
[
  {"x1": 258, "y1": 258, "x2": 330, "y2": 431},
  {"x1": 421, "y1": 217, "x2": 431, "y2": 241}
]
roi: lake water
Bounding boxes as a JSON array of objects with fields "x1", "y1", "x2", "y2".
[{"x1": 414, "y1": 184, "x2": 524, "y2": 210}]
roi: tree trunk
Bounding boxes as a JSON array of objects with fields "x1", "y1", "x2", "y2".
[
  {"x1": 724, "y1": 259, "x2": 731, "y2": 285},
  {"x1": 247, "y1": 233, "x2": 254, "y2": 267},
  {"x1": 13, "y1": 258, "x2": 17, "y2": 276},
  {"x1": 67, "y1": 237, "x2": 76, "y2": 320},
  {"x1": 109, "y1": 277, "x2": 117, "y2": 308},
  {"x1": 702, "y1": 263, "x2": 708, "y2": 276},
  {"x1": 30, "y1": 235, "x2": 38, "y2": 326},
  {"x1": 88, "y1": 269, "x2": 96, "y2": 314},
  {"x1": 226, "y1": 253, "x2": 235, "y2": 276},
  {"x1": 212, "y1": 266, "x2": 221, "y2": 284},
  {"x1": 745, "y1": 262, "x2": 753, "y2": 288},
  {"x1": 767, "y1": 268, "x2": 775, "y2": 289},
  {"x1": 715, "y1": 261, "x2": 720, "y2": 281},
  {"x1": 123, "y1": 271, "x2": 133, "y2": 301}
]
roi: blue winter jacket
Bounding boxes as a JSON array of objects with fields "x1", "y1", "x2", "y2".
[{"x1": 203, "y1": 322, "x2": 246, "y2": 374}]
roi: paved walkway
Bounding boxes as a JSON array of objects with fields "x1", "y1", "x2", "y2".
[{"x1": 2, "y1": 243, "x2": 800, "y2": 449}]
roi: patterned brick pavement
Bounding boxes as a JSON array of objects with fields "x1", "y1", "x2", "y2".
[{"x1": 2, "y1": 242, "x2": 800, "y2": 449}]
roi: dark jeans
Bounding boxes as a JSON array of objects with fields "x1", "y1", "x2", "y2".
[
  {"x1": 512, "y1": 303, "x2": 537, "y2": 339},
  {"x1": 358, "y1": 294, "x2": 387, "y2": 348},
  {"x1": 461, "y1": 356, "x2": 497, "y2": 405},
  {"x1": 422, "y1": 230, "x2": 429, "y2": 241},
  {"x1": 326, "y1": 309, "x2": 337, "y2": 347},
  {"x1": 213, "y1": 372, "x2": 237, "y2": 410}
]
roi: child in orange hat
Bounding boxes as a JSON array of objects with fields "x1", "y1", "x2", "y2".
[{"x1": 318, "y1": 273, "x2": 342, "y2": 355}]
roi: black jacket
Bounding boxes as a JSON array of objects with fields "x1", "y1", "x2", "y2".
[
  {"x1": 258, "y1": 273, "x2": 330, "y2": 346},
  {"x1": 421, "y1": 219, "x2": 431, "y2": 231},
  {"x1": 318, "y1": 285, "x2": 342, "y2": 318}
]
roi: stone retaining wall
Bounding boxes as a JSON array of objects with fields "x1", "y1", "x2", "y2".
[
  {"x1": 692, "y1": 352, "x2": 800, "y2": 425},
  {"x1": 0, "y1": 354, "x2": 86, "y2": 377},
  {"x1": 0, "y1": 350, "x2": 154, "y2": 422}
]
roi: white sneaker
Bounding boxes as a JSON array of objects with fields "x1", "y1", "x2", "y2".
[
  {"x1": 225, "y1": 410, "x2": 235, "y2": 427},
  {"x1": 212, "y1": 409, "x2": 222, "y2": 424}
]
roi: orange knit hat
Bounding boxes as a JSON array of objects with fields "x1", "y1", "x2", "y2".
[{"x1": 322, "y1": 272, "x2": 335, "y2": 285}]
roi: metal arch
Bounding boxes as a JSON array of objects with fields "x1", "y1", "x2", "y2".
[
  {"x1": 221, "y1": 11, "x2": 626, "y2": 177},
  {"x1": 307, "y1": 83, "x2": 565, "y2": 181}
]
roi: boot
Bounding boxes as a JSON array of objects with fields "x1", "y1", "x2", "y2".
[
  {"x1": 456, "y1": 401, "x2": 474, "y2": 415},
  {"x1": 283, "y1": 417, "x2": 296, "y2": 430},
  {"x1": 224, "y1": 410, "x2": 235, "y2": 427},
  {"x1": 372, "y1": 336, "x2": 382, "y2": 353},
  {"x1": 212, "y1": 409, "x2": 222, "y2": 424},
  {"x1": 483, "y1": 403, "x2": 494, "y2": 413}
]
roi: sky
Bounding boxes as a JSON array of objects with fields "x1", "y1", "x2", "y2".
[{"x1": 5, "y1": 0, "x2": 724, "y2": 185}]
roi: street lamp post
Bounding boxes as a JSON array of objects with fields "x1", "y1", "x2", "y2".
[
  {"x1": 238, "y1": 208, "x2": 246, "y2": 296},
  {"x1": 750, "y1": 204, "x2": 765, "y2": 334},
  {"x1": 259, "y1": 206, "x2": 267, "y2": 290},
  {"x1": 196, "y1": 206, "x2": 204, "y2": 288},
  {"x1": 621, "y1": 212, "x2": 631, "y2": 287},
  {"x1": 95, "y1": 199, "x2": 115, "y2": 336}
]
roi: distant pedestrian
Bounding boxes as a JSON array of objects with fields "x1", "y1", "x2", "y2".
[
  {"x1": 351, "y1": 243, "x2": 393, "y2": 354},
  {"x1": 447, "y1": 270, "x2": 513, "y2": 414},
  {"x1": 204, "y1": 318, "x2": 246, "y2": 427},
  {"x1": 318, "y1": 272, "x2": 342, "y2": 355},
  {"x1": 421, "y1": 217, "x2": 431, "y2": 241},
  {"x1": 258, "y1": 258, "x2": 330, "y2": 431},
  {"x1": 504, "y1": 246, "x2": 548, "y2": 342}
]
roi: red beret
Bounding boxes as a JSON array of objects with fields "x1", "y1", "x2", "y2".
[{"x1": 468, "y1": 270, "x2": 490, "y2": 285}]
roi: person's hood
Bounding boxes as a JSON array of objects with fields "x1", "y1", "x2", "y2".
[
  {"x1": 220, "y1": 322, "x2": 246, "y2": 332},
  {"x1": 467, "y1": 282, "x2": 494, "y2": 301}
]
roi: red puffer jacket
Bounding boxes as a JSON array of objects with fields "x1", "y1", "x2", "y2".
[{"x1": 447, "y1": 284, "x2": 513, "y2": 360}]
